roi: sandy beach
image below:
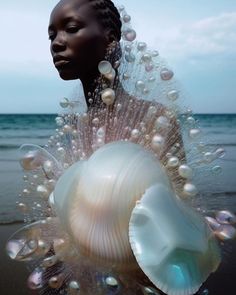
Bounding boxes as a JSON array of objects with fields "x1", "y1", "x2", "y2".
[{"x1": 0, "y1": 223, "x2": 30, "y2": 295}]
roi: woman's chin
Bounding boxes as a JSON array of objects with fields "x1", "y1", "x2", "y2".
[{"x1": 57, "y1": 68, "x2": 79, "y2": 81}]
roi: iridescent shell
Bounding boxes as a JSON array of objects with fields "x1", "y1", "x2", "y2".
[{"x1": 52, "y1": 141, "x2": 221, "y2": 294}]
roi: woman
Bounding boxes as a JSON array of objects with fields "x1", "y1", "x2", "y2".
[{"x1": 7, "y1": 1, "x2": 235, "y2": 294}]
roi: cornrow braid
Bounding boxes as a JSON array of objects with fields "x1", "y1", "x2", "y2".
[{"x1": 88, "y1": 0, "x2": 122, "y2": 41}]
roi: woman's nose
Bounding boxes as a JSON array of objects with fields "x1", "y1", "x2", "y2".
[{"x1": 51, "y1": 32, "x2": 67, "y2": 53}]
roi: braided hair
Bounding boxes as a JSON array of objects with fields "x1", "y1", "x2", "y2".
[{"x1": 88, "y1": 0, "x2": 122, "y2": 41}]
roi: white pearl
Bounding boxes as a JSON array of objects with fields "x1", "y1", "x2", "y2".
[
  {"x1": 155, "y1": 116, "x2": 170, "y2": 130},
  {"x1": 151, "y1": 135, "x2": 164, "y2": 151},
  {"x1": 137, "y1": 42, "x2": 147, "y2": 51},
  {"x1": 101, "y1": 88, "x2": 115, "y2": 106},
  {"x1": 131, "y1": 129, "x2": 140, "y2": 139},
  {"x1": 178, "y1": 165, "x2": 193, "y2": 179},
  {"x1": 135, "y1": 80, "x2": 145, "y2": 91},
  {"x1": 167, "y1": 90, "x2": 179, "y2": 101},
  {"x1": 183, "y1": 183, "x2": 197, "y2": 197},
  {"x1": 167, "y1": 157, "x2": 179, "y2": 168},
  {"x1": 105, "y1": 276, "x2": 118, "y2": 287},
  {"x1": 189, "y1": 128, "x2": 201, "y2": 139},
  {"x1": 160, "y1": 69, "x2": 174, "y2": 81},
  {"x1": 20, "y1": 151, "x2": 42, "y2": 171},
  {"x1": 123, "y1": 14, "x2": 131, "y2": 23},
  {"x1": 141, "y1": 53, "x2": 152, "y2": 63},
  {"x1": 60, "y1": 97, "x2": 69, "y2": 108},
  {"x1": 69, "y1": 280, "x2": 80, "y2": 291},
  {"x1": 98, "y1": 61, "x2": 112, "y2": 75},
  {"x1": 36, "y1": 185, "x2": 49, "y2": 199},
  {"x1": 123, "y1": 29, "x2": 136, "y2": 41}
]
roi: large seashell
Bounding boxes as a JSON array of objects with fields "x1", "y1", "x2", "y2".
[
  {"x1": 52, "y1": 141, "x2": 221, "y2": 293},
  {"x1": 129, "y1": 184, "x2": 221, "y2": 295},
  {"x1": 53, "y1": 141, "x2": 170, "y2": 266}
]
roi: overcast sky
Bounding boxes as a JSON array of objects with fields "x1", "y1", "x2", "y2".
[{"x1": 0, "y1": 0, "x2": 235, "y2": 113}]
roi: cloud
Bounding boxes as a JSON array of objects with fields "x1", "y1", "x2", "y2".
[{"x1": 149, "y1": 12, "x2": 236, "y2": 60}]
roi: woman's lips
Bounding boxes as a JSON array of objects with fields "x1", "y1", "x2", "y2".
[
  {"x1": 54, "y1": 59, "x2": 70, "y2": 68},
  {"x1": 53, "y1": 55, "x2": 71, "y2": 68}
]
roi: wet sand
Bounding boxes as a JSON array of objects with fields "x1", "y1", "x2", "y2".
[
  {"x1": 0, "y1": 223, "x2": 30, "y2": 295},
  {"x1": 1, "y1": 223, "x2": 236, "y2": 294}
]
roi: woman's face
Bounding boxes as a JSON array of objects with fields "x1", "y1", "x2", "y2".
[{"x1": 49, "y1": 0, "x2": 109, "y2": 81}]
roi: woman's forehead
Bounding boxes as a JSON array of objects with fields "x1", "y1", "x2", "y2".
[{"x1": 49, "y1": 0, "x2": 94, "y2": 25}]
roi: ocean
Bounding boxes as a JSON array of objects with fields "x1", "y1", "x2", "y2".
[{"x1": 0, "y1": 114, "x2": 236, "y2": 224}]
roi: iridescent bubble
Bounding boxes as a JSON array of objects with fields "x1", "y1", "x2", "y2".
[
  {"x1": 98, "y1": 61, "x2": 112, "y2": 75},
  {"x1": 215, "y1": 224, "x2": 236, "y2": 241},
  {"x1": 216, "y1": 210, "x2": 236, "y2": 225},
  {"x1": 123, "y1": 14, "x2": 131, "y2": 23},
  {"x1": 123, "y1": 29, "x2": 136, "y2": 41},
  {"x1": 125, "y1": 53, "x2": 135, "y2": 63},
  {"x1": 187, "y1": 116, "x2": 195, "y2": 125},
  {"x1": 6, "y1": 221, "x2": 54, "y2": 261},
  {"x1": 152, "y1": 50, "x2": 159, "y2": 57},
  {"x1": 27, "y1": 268, "x2": 43, "y2": 290},
  {"x1": 145, "y1": 63, "x2": 154, "y2": 72},
  {"x1": 148, "y1": 76, "x2": 156, "y2": 83},
  {"x1": 212, "y1": 165, "x2": 222, "y2": 175},
  {"x1": 214, "y1": 148, "x2": 225, "y2": 159},
  {"x1": 183, "y1": 183, "x2": 197, "y2": 197},
  {"x1": 105, "y1": 276, "x2": 118, "y2": 287},
  {"x1": 101, "y1": 88, "x2": 115, "y2": 106},
  {"x1": 19, "y1": 144, "x2": 62, "y2": 176},
  {"x1": 205, "y1": 216, "x2": 221, "y2": 231},
  {"x1": 160, "y1": 68, "x2": 174, "y2": 81},
  {"x1": 203, "y1": 152, "x2": 215, "y2": 163},
  {"x1": 60, "y1": 97, "x2": 70, "y2": 108},
  {"x1": 20, "y1": 150, "x2": 42, "y2": 171},
  {"x1": 167, "y1": 90, "x2": 179, "y2": 101},
  {"x1": 125, "y1": 44, "x2": 132, "y2": 52},
  {"x1": 137, "y1": 42, "x2": 147, "y2": 51},
  {"x1": 141, "y1": 53, "x2": 152, "y2": 63},
  {"x1": 178, "y1": 164, "x2": 193, "y2": 179}
]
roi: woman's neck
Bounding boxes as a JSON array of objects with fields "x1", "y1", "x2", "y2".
[{"x1": 81, "y1": 70, "x2": 121, "y2": 109}]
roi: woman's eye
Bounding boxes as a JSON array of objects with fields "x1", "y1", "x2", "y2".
[{"x1": 66, "y1": 26, "x2": 79, "y2": 33}]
